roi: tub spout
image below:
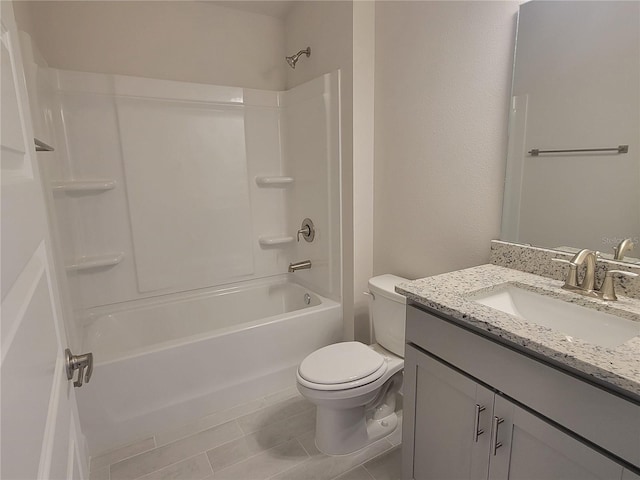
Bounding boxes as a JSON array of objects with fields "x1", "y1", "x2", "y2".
[{"x1": 289, "y1": 260, "x2": 311, "y2": 273}]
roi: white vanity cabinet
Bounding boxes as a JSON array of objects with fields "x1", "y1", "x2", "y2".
[{"x1": 402, "y1": 305, "x2": 640, "y2": 480}]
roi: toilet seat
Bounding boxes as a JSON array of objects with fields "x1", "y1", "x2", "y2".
[{"x1": 298, "y1": 342, "x2": 388, "y2": 391}]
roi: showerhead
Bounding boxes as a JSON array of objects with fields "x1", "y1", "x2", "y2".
[{"x1": 286, "y1": 47, "x2": 311, "y2": 69}]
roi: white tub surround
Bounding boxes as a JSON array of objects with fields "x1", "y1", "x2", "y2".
[
  {"x1": 396, "y1": 265, "x2": 640, "y2": 400},
  {"x1": 77, "y1": 276, "x2": 342, "y2": 455},
  {"x1": 35, "y1": 66, "x2": 341, "y2": 312}
]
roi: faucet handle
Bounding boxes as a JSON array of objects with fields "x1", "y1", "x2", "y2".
[
  {"x1": 297, "y1": 218, "x2": 315, "y2": 243},
  {"x1": 600, "y1": 270, "x2": 639, "y2": 301},
  {"x1": 552, "y1": 258, "x2": 579, "y2": 288},
  {"x1": 552, "y1": 258, "x2": 575, "y2": 265}
]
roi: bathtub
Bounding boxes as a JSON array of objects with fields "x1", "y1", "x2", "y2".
[{"x1": 75, "y1": 275, "x2": 342, "y2": 455}]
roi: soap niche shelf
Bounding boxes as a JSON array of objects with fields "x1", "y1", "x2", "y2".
[
  {"x1": 66, "y1": 252, "x2": 124, "y2": 272},
  {"x1": 52, "y1": 179, "x2": 116, "y2": 194},
  {"x1": 255, "y1": 176, "x2": 294, "y2": 187},
  {"x1": 258, "y1": 236, "x2": 294, "y2": 247}
]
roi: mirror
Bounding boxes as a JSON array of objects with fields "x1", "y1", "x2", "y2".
[{"x1": 501, "y1": 0, "x2": 640, "y2": 263}]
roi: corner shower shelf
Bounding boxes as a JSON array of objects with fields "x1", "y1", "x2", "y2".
[
  {"x1": 65, "y1": 252, "x2": 124, "y2": 272},
  {"x1": 258, "y1": 235, "x2": 295, "y2": 247},
  {"x1": 255, "y1": 176, "x2": 294, "y2": 187},
  {"x1": 52, "y1": 179, "x2": 117, "y2": 193}
]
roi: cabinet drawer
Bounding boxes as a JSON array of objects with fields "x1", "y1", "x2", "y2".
[{"x1": 407, "y1": 305, "x2": 640, "y2": 467}]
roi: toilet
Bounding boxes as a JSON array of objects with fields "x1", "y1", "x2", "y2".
[{"x1": 296, "y1": 274, "x2": 408, "y2": 455}]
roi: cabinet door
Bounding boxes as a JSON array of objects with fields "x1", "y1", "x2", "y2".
[
  {"x1": 489, "y1": 395, "x2": 624, "y2": 480},
  {"x1": 403, "y1": 345, "x2": 494, "y2": 480}
]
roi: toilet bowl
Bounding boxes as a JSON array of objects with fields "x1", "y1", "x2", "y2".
[{"x1": 296, "y1": 274, "x2": 408, "y2": 455}]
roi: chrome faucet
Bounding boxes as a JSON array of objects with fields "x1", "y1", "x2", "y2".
[
  {"x1": 288, "y1": 260, "x2": 311, "y2": 273},
  {"x1": 613, "y1": 238, "x2": 635, "y2": 261}
]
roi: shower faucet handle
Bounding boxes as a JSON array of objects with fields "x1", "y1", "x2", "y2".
[
  {"x1": 297, "y1": 226, "x2": 310, "y2": 241},
  {"x1": 65, "y1": 348, "x2": 93, "y2": 388},
  {"x1": 297, "y1": 218, "x2": 315, "y2": 242}
]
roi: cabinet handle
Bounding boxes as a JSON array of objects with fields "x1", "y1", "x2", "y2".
[
  {"x1": 473, "y1": 404, "x2": 486, "y2": 442},
  {"x1": 491, "y1": 416, "x2": 504, "y2": 455}
]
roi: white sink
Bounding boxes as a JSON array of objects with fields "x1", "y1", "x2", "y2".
[{"x1": 472, "y1": 285, "x2": 640, "y2": 348}]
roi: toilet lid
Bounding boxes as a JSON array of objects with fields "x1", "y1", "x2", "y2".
[{"x1": 298, "y1": 342, "x2": 385, "y2": 385}]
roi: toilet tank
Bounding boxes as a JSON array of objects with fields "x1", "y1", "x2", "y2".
[{"x1": 368, "y1": 274, "x2": 409, "y2": 357}]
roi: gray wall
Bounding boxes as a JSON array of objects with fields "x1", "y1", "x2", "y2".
[{"x1": 373, "y1": 1, "x2": 519, "y2": 279}]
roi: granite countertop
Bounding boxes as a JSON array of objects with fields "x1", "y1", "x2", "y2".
[{"x1": 396, "y1": 264, "x2": 640, "y2": 400}]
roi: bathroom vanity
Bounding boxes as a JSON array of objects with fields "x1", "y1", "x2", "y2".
[{"x1": 397, "y1": 264, "x2": 640, "y2": 480}]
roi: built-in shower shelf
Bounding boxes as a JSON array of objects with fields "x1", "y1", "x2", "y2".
[
  {"x1": 258, "y1": 235, "x2": 295, "y2": 247},
  {"x1": 255, "y1": 176, "x2": 294, "y2": 187},
  {"x1": 52, "y1": 179, "x2": 116, "y2": 193},
  {"x1": 66, "y1": 252, "x2": 124, "y2": 272}
]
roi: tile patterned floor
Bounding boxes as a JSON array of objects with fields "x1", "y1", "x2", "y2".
[{"x1": 89, "y1": 387, "x2": 402, "y2": 480}]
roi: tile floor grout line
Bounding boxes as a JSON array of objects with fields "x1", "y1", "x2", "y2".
[
  {"x1": 211, "y1": 436, "x2": 309, "y2": 476},
  {"x1": 90, "y1": 465, "x2": 111, "y2": 480},
  {"x1": 127, "y1": 451, "x2": 213, "y2": 480},
  {"x1": 99, "y1": 391, "x2": 400, "y2": 480},
  {"x1": 236, "y1": 403, "x2": 315, "y2": 437},
  {"x1": 359, "y1": 440, "x2": 397, "y2": 480},
  {"x1": 153, "y1": 395, "x2": 280, "y2": 447},
  {"x1": 156, "y1": 423, "x2": 223, "y2": 448},
  {"x1": 109, "y1": 388, "x2": 301, "y2": 453},
  {"x1": 261, "y1": 436, "x2": 395, "y2": 480},
  {"x1": 295, "y1": 432, "x2": 316, "y2": 457},
  {"x1": 156, "y1": 407, "x2": 260, "y2": 447},
  {"x1": 167, "y1": 392, "x2": 306, "y2": 445},
  {"x1": 362, "y1": 464, "x2": 375, "y2": 480},
  {"x1": 204, "y1": 417, "x2": 315, "y2": 470},
  {"x1": 376, "y1": 439, "x2": 395, "y2": 459},
  {"x1": 110, "y1": 426, "x2": 396, "y2": 478},
  {"x1": 108, "y1": 420, "x2": 241, "y2": 478},
  {"x1": 156, "y1": 418, "x2": 242, "y2": 456},
  {"x1": 204, "y1": 445, "x2": 216, "y2": 475},
  {"x1": 135, "y1": 404, "x2": 314, "y2": 475},
  {"x1": 263, "y1": 441, "x2": 313, "y2": 480},
  {"x1": 91, "y1": 439, "x2": 153, "y2": 465},
  {"x1": 342, "y1": 466, "x2": 374, "y2": 480},
  {"x1": 106, "y1": 441, "x2": 163, "y2": 474},
  {"x1": 91, "y1": 438, "x2": 157, "y2": 471},
  {"x1": 93, "y1": 442, "x2": 157, "y2": 474}
]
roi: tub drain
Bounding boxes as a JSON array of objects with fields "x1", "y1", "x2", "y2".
[{"x1": 304, "y1": 293, "x2": 311, "y2": 305}]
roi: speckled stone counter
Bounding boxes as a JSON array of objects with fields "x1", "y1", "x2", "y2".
[
  {"x1": 396, "y1": 264, "x2": 640, "y2": 400},
  {"x1": 490, "y1": 240, "x2": 640, "y2": 299}
]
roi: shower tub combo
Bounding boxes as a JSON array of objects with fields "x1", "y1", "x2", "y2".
[
  {"x1": 31, "y1": 64, "x2": 344, "y2": 456},
  {"x1": 76, "y1": 276, "x2": 341, "y2": 455}
]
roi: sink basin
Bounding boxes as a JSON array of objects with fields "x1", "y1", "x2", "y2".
[{"x1": 471, "y1": 285, "x2": 640, "y2": 348}]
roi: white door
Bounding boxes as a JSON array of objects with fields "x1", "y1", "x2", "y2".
[{"x1": 1, "y1": 2, "x2": 87, "y2": 479}]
